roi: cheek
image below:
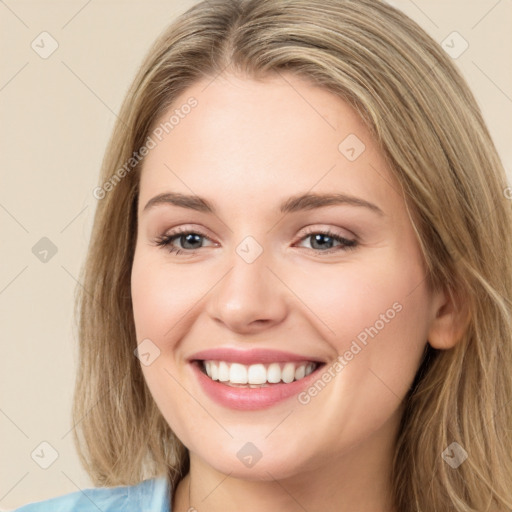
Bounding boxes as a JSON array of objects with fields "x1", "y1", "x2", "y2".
[
  {"x1": 130, "y1": 249, "x2": 205, "y2": 343},
  {"x1": 289, "y1": 254, "x2": 431, "y2": 447},
  {"x1": 286, "y1": 250, "x2": 428, "y2": 348},
  {"x1": 131, "y1": 251, "x2": 197, "y2": 437},
  {"x1": 322, "y1": 250, "x2": 431, "y2": 397},
  {"x1": 290, "y1": 250, "x2": 431, "y2": 405}
]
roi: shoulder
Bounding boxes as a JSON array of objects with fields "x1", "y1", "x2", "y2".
[{"x1": 12, "y1": 475, "x2": 171, "y2": 512}]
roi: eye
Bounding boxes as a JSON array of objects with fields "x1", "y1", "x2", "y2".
[
  {"x1": 154, "y1": 227, "x2": 215, "y2": 256},
  {"x1": 153, "y1": 226, "x2": 358, "y2": 256},
  {"x1": 294, "y1": 227, "x2": 358, "y2": 255}
]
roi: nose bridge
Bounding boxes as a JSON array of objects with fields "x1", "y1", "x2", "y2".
[{"x1": 206, "y1": 231, "x2": 288, "y2": 331}]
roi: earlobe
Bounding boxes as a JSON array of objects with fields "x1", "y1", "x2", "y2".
[{"x1": 427, "y1": 286, "x2": 471, "y2": 350}]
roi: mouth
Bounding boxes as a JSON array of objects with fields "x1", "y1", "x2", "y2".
[
  {"x1": 189, "y1": 352, "x2": 327, "y2": 410},
  {"x1": 188, "y1": 348, "x2": 328, "y2": 410},
  {"x1": 196, "y1": 360, "x2": 320, "y2": 388}
]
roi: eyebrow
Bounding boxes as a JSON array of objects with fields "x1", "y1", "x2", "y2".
[{"x1": 142, "y1": 191, "x2": 384, "y2": 217}]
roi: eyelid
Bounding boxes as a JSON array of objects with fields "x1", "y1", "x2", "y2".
[
  {"x1": 154, "y1": 225, "x2": 218, "y2": 254},
  {"x1": 163, "y1": 224, "x2": 215, "y2": 239},
  {"x1": 155, "y1": 223, "x2": 359, "y2": 257},
  {"x1": 160, "y1": 224, "x2": 356, "y2": 244},
  {"x1": 296, "y1": 224, "x2": 356, "y2": 240},
  {"x1": 292, "y1": 226, "x2": 358, "y2": 254}
]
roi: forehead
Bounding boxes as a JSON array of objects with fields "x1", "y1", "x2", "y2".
[{"x1": 138, "y1": 72, "x2": 402, "y2": 219}]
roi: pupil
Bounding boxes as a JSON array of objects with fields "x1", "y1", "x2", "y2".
[
  {"x1": 312, "y1": 234, "x2": 333, "y2": 250},
  {"x1": 182, "y1": 233, "x2": 202, "y2": 249}
]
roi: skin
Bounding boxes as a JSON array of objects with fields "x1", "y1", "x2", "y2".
[{"x1": 130, "y1": 72, "x2": 464, "y2": 512}]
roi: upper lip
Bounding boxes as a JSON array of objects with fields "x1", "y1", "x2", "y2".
[{"x1": 188, "y1": 348, "x2": 326, "y2": 365}]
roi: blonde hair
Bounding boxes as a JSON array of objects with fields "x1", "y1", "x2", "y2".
[{"x1": 72, "y1": 0, "x2": 512, "y2": 509}]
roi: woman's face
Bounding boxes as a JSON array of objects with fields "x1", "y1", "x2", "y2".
[{"x1": 131, "y1": 72, "x2": 443, "y2": 481}]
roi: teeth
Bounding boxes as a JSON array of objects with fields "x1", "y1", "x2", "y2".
[
  {"x1": 202, "y1": 360, "x2": 319, "y2": 385},
  {"x1": 218, "y1": 361, "x2": 229, "y2": 382},
  {"x1": 230, "y1": 363, "x2": 247, "y2": 384},
  {"x1": 267, "y1": 363, "x2": 281, "y2": 383},
  {"x1": 247, "y1": 364, "x2": 267, "y2": 384},
  {"x1": 295, "y1": 365, "x2": 306, "y2": 380},
  {"x1": 210, "y1": 362, "x2": 218, "y2": 381},
  {"x1": 282, "y1": 362, "x2": 295, "y2": 383}
]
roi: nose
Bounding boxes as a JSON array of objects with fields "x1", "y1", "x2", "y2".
[{"x1": 205, "y1": 241, "x2": 289, "y2": 334}]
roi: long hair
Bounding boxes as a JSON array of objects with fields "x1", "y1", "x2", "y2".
[{"x1": 72, "y1": 0, "x2": 512, "y2": 509}]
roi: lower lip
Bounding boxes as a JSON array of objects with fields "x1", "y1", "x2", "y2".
[{"x1": 191, "y1": 361, "x2": 324, "y2": 410}]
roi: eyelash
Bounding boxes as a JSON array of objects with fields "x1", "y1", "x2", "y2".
[{"x1": 154, "y1": 226, "x2": 358, "y2": 257}]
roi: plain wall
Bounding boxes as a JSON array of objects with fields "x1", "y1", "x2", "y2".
[{"x1": 1, "y1": 0, "x2": 511, "y2": 509}]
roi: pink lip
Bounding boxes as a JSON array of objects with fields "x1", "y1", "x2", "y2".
[
  {"x1": 191, "y1": 350, "x2": 324, "y2": 411},
  {"x1": 188, "y1": 348, "x2": 325, "y2": 365}
]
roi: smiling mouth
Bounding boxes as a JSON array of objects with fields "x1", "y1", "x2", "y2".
[{"x1": 196, "y1": 360, "x2": 322, "y2": 388}]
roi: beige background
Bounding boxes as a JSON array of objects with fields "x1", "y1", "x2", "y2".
[{"x1": 1, "y1": 0, "x2": 511, "y2": 509}]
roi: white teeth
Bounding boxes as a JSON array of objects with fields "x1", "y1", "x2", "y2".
[
  {"x1": 267, "y1": 363, "x2": 281, "y2": 383},
  {"x1": 282, "y1": 362, "x2": 295, "y2": 383},
  {"x1": 247, "y1": 364, "x2": 267, "y2": 384},
  {"x1": 295, "y1": 365, "x2": 306, "y2": 380},
  {"x1": 210, "y1": 362, "x2": 219, "y2": 381},
  {"x1": 202, "y1": 360, "x2": 318, "y2": 385},
  {"x1": 230, "y1": 363, "x2": 248, "y2": 384},
  {"x1": 218, "y1": 361, "x2": 230, "y2": 382}
]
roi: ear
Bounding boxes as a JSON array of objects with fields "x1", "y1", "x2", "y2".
[{"x1": 427, "y1": 285, "x2": 471, "y2": 350}]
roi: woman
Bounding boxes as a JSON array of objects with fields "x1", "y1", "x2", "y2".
[{"x1": 15, "y1": 0, "x2": 512, "y2": 510}]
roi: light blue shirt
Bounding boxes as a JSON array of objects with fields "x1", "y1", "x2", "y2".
[{"x1": 12, "y1": 476, "x2": 171, "y2": 511}]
